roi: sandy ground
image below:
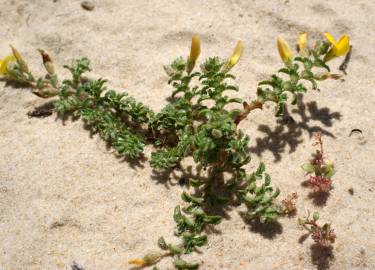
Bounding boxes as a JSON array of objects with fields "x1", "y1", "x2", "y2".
[{"x1": 1, "y1": 0, "x2": 375, "y2": 269}]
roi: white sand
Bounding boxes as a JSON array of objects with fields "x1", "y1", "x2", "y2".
[{"x1": 1, "y1": 0, "x2": 375, "y2": 269}]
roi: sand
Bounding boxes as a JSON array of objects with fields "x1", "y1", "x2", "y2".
[{"x1": 1, "y1": 0, "x2": 375, "y2": 269}]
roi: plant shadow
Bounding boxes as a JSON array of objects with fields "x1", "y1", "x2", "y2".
[
  {"x1": 239, "y1": 212, "x2": 283, "y2": 239},
  {"x1": 27, "y1": 100, "x2": 55, "y2": 118},
  {"x1": 301, "y1": 180, "x2": 331, "y2": 206},
  {"x1": 1, "y1": 78, "x2": 32, "y2": 89},
  {"x1": 310, "y1": 244, "x2": 334, "y2": 270},
  {"x1": 307, "y1": 191, "x2": 330, "y2": 207},
  {"x1": 150, "y1": 164, "x2": 201, "y2": 187},
  {"x1": 151, "y1": 164, "x2": 236, "y2": 222},
  {"x1": 249, "y1": 95, "x2": 342, "y2": 162},
  {"x1": 298, "y1": 232, "x2": 310, "y2": 244}
]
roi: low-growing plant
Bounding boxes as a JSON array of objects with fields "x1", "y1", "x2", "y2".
[
  {"x1": 0, "y1": 31, "x2": 350, "y2": 269},
  {"x1": 298, "y1": 211, "x2": 336, "y2": 248},
  {"x1": 281, "y1": 192, "x2": 298, "y2": 216},
  {"x1": 302, "y1": 133, "x2": 335, "y2": 193}
]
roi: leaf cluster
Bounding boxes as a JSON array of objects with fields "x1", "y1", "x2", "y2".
[
  {"x1": 239, "y1": 162, "x2": 281, "y2": 223},
  {"x1": 150, "y1": 57, "x2": 248, "y2": 171},
  {"x1": 55, "y1": 58, "x2": 153, "y2": 159}
]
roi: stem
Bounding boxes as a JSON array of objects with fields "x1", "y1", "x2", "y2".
[{"x1": 234, "y1": 100, "x2": 263, "y2": 124}]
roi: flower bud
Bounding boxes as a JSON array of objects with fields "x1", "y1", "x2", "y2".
[
  {"x1": 38, "y1": 49, "x2": 55, "y2": 75},
  {"x1": 226, "y1": 41, "x2": 244, "y2": 70},
  {"x1": 128, "y1": 252, "x2": 164, "y2": 266},
  {"x1": 297, "y1": 33, "x2": 309, "y2": 57},
  {"x1": 277, "y1": 37, "x2": 293, "y2": 63},
  {"x1": 187, "y1": 35, "x2": 201, "y2": 73},
  {"x1": 128, "y1": 258, "x2": 146, "y2": 266},
  {"x1": 10, "y1": 45, "x2": 29, "y2": 73}
]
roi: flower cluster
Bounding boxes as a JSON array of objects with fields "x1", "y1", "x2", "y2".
[
  {"x1": 281, "y1": 192, "x2": 298, "y2": 216},
  {"x1": 0, "y1": 45, "x2": 59, "y2": 97},
  {"x1": 302, "y1": 133, "x2": 335, "y2": 193},
  {"x1": 277, "y1": 32, "x2": 350, "y2": 63}
]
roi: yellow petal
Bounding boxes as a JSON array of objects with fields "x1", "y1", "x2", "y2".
[
  {"x1": 323, "y1": 33, "x2": 350, "y2": 61},
  {"x1": 0, "y1": 54, "x2": 16, "y2": 75},
  {"x1": 297, "y1": 33, "x2": 309, "y2": 57},
  {"x1": 277, "y1": 37, "x2": 293, "y2": 62},
  {"x1": 298, "y1": 33, "x2": 307, "y2": 50},
  {"x1": 323, "y1": 32, "x2": 337, "y2": 46},
  {"x1": 189, "y1": 36, "x2": 201, "y2": 63},
  {"x1": 227, "y1": 41, "x2": 244, "y2": 69},
  {"x1": 128, "y1": 258, "x2": 146, "y2": 266},
  {"x1": 335, "y1": 35, "x2": 350, "y2": 56}
]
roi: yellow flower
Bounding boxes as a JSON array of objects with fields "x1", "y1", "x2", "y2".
[
  {"x1": 226, "y1": 41, "x2": 244, "y2": 70},
  {"x1": 187, "y1": 35, "x2": 201, "y2": 73},
  {"x1": 0, "y1": 54, "x2": 16, "y2": 75},
  {"x1": 277, "y1": 37, "x2": 293, "y2": 63},
  {"x1": 128, "y1": 258, "x2": 146, "y2": 266},
  {"x1": 297, "y1": 33, "x2": 309, "y2": 57},
  {"x1": 323, "y1": 32, "x2": 350, "y2": 62}
]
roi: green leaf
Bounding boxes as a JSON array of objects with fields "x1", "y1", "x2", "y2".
[
  {"x1": 174, "y1": 259, "x2": 199, "y2": 270},
  {"x1": 189, "y1": 178, "x2": 203, "y2": 187},
  {"x1": 158, "y1": 237, "x2": 168, "y2": 250},
  {"x1": 256, "y1": 162, "x2": 266, "y2": 176},
  {"x1": 272, "y1": 187, "x2": 280, "y2": 198},
  {"x1": 181, "y1": 192, "x2": 204, "y2": 205},
  {"x1": 323, "y1": 165, "x2": 335, "y2": 178},
  {"x1": 264, "y1": 174, "x2": 271, "y2": 186},
  {"x1": 302, "y1": 163, "x2": 315, "y2": 173},
  {"x1": 174, "y1": 206, "x2": 183, "y2": 223}
]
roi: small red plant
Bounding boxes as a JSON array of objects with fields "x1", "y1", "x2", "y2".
[
  {"x1": 281, "y1": 192, "x2": 298, "y2": 215},
  {"x1": 299, "y1": 212, "x2": 336, "y2": 247},
  {"x1": 302, "y1": 133, "x2": 335, "y2": 193}
]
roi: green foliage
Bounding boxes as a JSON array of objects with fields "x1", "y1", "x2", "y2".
[
  {"x1": 239, "y1": 163, "x2": 281, "y2": 223},
  {"x1": 174, "y1": 258, "x2": 199, "y2": 270},
  {"x1": 257, "y1": 41, "x2": 332, "y2": 116},
  {"x1": 154, "y1": 54, "x2": 283, "y2": 268},
  {"x1": 63, "y1": 57, "x2": 91, "y2": 86},
  {"x1": 55, "y1": 58, "x2": 152, "y2": 159},
  {"x1": 150, "y1": 57, "x2": 247, "y2": 171},
  {"x1": 6, "y1": 63, "x2": 34, "y2": 84}
]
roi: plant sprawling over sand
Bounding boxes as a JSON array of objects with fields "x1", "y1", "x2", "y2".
[{"x1": 0, "y1": 31, "x2": 350, "y2": 269}]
